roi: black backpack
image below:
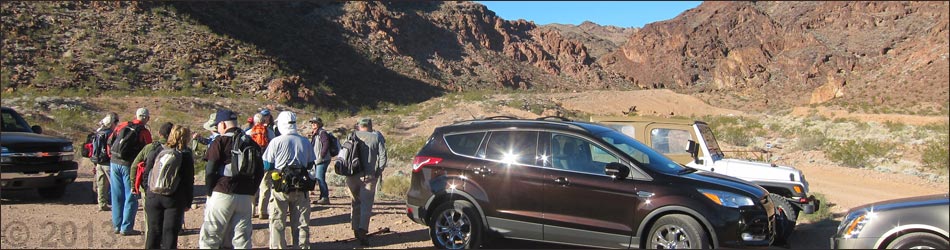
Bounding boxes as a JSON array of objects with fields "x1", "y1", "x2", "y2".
[
  {"x1": 325, "y1": 131, "x2": 341, "y2": 157},
  {"x1": 228, "y1": 133, "x2": 262, "y2": 178},
  {"x1": 89, "y1": 129, "x2": 112, "y2": 165},
  {"x1": 334, "y1": 132, "x2": 364, "y2": 176},
  {"x1": 109, "y1": 122, "x2": 145, "y2": 162},
  {"x1": 275, "y1": 162, "x2": 316, "y2": 193}
]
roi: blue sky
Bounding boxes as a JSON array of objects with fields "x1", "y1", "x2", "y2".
[{"x1": 478, "y1": 1, "x2": 702, "y2": 28}]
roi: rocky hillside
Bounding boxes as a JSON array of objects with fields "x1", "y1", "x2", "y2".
[
  {"x1": 1, "y1": 1, "x2": 631, "y2": 109},
  {"x1": 601, "y1": 1, "x2": 949, "y2": 112},
  {"x1": 2, "y1": 1, "x2": 947, "y2": 114},
  {"x1": 542, "y1": 21, "x2": 637, "y2": 59}
]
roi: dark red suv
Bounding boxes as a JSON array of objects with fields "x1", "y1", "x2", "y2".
[{"x1": 406, "y1": 117, "x2": 776, "y2": 249}]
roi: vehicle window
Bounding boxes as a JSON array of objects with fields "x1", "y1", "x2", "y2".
[
  {"x1": 550, "y1": 133, "x2": 619, "y2": 175},
  {"x1": 485, "y1": 131, "x2": 538, "y2": 165},
  {"x1": 444, "y1": 132, "x2": 486, "y2": 157},
  {"x1": 1, "y1": 110, "x2": 32, "y2": 133},
  {"x1": 594, "y1": 129, "x2": 686, "y2": 175},
  {"x1": 604, "y1": 124, "x2": 635, "y2": 138},
  {"x1": 650, "y1": 128, "x2": 691, "y2": 154}
]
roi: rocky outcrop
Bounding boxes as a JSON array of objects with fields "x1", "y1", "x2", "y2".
[
  {"x1": 602, "y1": 1, "x2": 949, "y2": 109},
  {"x1": 542, "y1": 21, "x2": 637, "y2": 59}
]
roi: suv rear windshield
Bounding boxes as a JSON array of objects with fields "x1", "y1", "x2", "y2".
[
  {"x1": 1, "y1": 109, "x2": 33, "y2": 133},
  {"x1": 593, "y1": 129, "x2": 687, "y2": 175}
]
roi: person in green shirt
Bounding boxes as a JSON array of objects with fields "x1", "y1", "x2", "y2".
[{"x1": 129, "y1": 122, "x2": 174, "y2": 240}]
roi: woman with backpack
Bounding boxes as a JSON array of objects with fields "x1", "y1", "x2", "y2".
[{"x1": 143, "y1": 125, "x2": 195, "y2": 249}]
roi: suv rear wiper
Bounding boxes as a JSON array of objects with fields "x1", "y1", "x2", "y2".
[{"x1": 678, "y1": 165, "x2": 698, "y2": 175}]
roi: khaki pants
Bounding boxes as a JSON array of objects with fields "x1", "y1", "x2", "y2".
[
  {"x1": 269, "y1": 190, "x2": 311, "y2": 249},
  {"x1": 94, "y1": 163, "x2": 110, "y2": 209},
  {"x1": 345, "y1": 175, "x2": 378, "y2": 231},
  {"x1": 198, "y1": 192, "x2": 254, "y2": 249},
  {"x1": 257, "y1": 171, "x2": 274, "y2": 217}
]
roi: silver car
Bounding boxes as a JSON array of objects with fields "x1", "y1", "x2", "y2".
[{"x1": 831, "y1": 193, "x2": 949, "y2": 249}]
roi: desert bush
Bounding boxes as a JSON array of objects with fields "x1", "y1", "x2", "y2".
[
  {"x1": 921, "y1": 134, "x2": 949, "y2": 171},
  {"x1": 379, "y1": 171, "x2": 411, "y2": 199},
  {"x1": 796, "y1": 129, "x2": 827, "y2": 150},
  {"x1": 703, "y1": 116, "x2": 766, "y2": 147},
  {"x1": 719, "y1": 126, "x2": 752, "y2": 146},
  {"x1": 883, "y1": 121, "x2": 906, "y2": 132},
  {"x1": 799, "y1": 193, "x2": 833, "y2": 222},
  {"x1": 388, "y1": 136, "x2": 429, "y2": 163},
  {"x1": 824, "y1": 139, "x2": 892, "y2": 168}
]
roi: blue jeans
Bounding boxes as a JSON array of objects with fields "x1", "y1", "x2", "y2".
[
  {"x1": 110, "y1": 163, "x2": 139, "y2": 233},
  {"x1": 314, "y1": 162, "x2": 329, "y2": 199}
]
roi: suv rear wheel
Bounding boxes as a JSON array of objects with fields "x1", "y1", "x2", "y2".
[
  {"x1": 647, "y1": 214, "x2": 710, "y2": 249},
  {"x1": 769, "y1": 193, "x2": 797, "y2": 245},
  {"x1": 430, "y1": 200, "x2": 483, "y2": 249}
]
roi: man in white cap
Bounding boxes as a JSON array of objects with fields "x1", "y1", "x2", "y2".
[
  {"x1": 91, "y1": 112, "x2": 119, "y2": 211},
  {"x1": 107, "y1": 107, "x2": 152, "y2": 236},
  {"x1": 262, "y1": 111, "x2": 316, "y2": 249}
]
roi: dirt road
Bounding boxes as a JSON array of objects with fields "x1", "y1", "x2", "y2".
[{"x1": 3, "y1": 157, "x2": 945, "y2": 249}]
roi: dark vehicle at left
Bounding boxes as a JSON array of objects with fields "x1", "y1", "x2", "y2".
[{"x1": 1, "y1": 106, "x2": 77, "y2": 198}]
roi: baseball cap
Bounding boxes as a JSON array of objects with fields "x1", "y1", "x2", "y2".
[
  {"x1": 308, "y1": 117, "x2": 323, "y2": 125},
  {"x1": 214, "y1": 109, "x2": 238, "y2": 125},
  {"x1": 260, "y1": 108, "x2": 271, "y2": 116},
  {"x1": 135, "y1": 108, "x2": 149, "y2": 119},
  {"x1": 100, "y1": 112, "x2": 118, "y2": 126},
  {"x1": 276, "y1": 111, "x2": 297, "y2": 125},
  {"x1": 202, "y1": 113, "x2": 217, "y2": 132},
  {"x1": 357, "y1": 117, "x2": 372, "y2": 127}
]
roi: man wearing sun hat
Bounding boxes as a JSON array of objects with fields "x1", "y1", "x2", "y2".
[
  {"x1": 91, "y1": 112, "x2": 119, "y2": 211},
  {"x1": 192, "y1": 112, "x2": 221, "y2": 146}
]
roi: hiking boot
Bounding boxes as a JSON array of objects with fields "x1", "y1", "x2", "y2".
[
  {"x1": 100, "y1": 206, "x2": 110, "y2": 211},
  {"x1": 120, "y1": 230, "x2": 141, "y2": 236},
  {"x1": 357, "y1": 229, "x2": 369, "y2": 246},
  {"x1": 317, "y1": 197, "x2": 330, "y2": 205},
  {"x1": 113, "y1": 229, "x2": 119, "y2": 234}
]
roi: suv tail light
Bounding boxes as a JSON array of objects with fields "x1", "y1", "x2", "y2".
[{"x1": 412, "y1": 156, "x2": 443, "y2": 172}]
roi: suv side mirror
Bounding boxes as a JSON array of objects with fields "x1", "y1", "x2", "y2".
[
  {"x1": 31, "y1": 125, "x2": 43, "y2": 134},
  {"x1": 605, "y1": 162, "x2": 630, "y2": 180},
  {"x1": 686, "y1": 140, "x2": 703, "y2": 165}
]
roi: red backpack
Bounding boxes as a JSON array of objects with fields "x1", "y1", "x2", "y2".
[{"x1": 249, "y1": 124, "x2": 269, "y2": 148}]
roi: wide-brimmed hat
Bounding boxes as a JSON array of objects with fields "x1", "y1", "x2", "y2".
[{"x1": 202, "y1": 113, "x2": 217, "y2": 132}]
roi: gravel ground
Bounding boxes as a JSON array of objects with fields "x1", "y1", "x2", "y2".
[{"x1": 2, "y1": 158, "x2": 943, "y2": 249}]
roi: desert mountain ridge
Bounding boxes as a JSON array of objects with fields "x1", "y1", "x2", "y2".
[{"x1": 1, "y1": 1, "x2": 947, "y2": 114}]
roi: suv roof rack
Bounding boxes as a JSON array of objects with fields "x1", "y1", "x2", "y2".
[
  {"x1": 450, "y1": 117, "x2": 586, "y2": 131},
  {"x1": 536, "y1": 116, "x2": 572, "y2": 122},
  {"x1": 484, "y1": 115, "x2": 519, "y2": 120}
]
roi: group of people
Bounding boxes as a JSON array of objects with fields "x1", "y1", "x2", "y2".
[{"x1": 85, "y1": 106, "x2": 387, "y2": 249}]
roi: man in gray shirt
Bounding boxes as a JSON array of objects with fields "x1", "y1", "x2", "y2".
[
  {"x1": 346, "y1": 117, "x2": 387, "y2": 246},
  {"x1": 262, "y1": 111, "x2": 316, "y2": 249}
]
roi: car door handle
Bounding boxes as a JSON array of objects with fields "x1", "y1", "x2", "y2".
[
  {"x1": 554, "y1": 177, "x2": 569, "y2": 185},
  {"x1": 473, "y1": 166, "x2": 493, "y2": 176}
]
